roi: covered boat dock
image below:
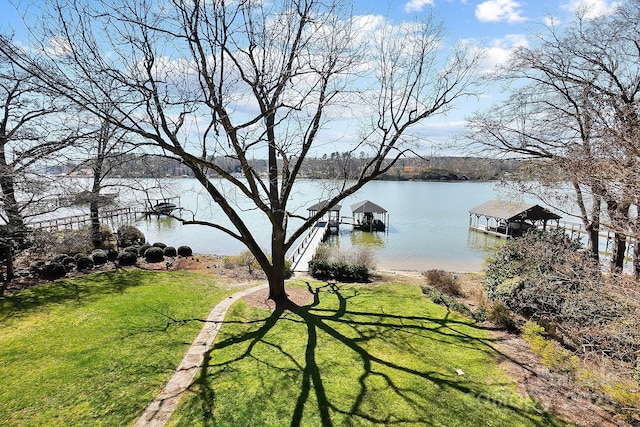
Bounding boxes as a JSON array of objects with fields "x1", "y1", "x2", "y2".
[
  {"x1": 469, "y1": 199, "x2": 561, "y2": 238},
  {"x1": 351, "y1": 200, "x2": 388, "y2": 232}
]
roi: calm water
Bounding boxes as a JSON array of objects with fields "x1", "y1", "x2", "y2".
[{"x1": 133, "y1": 179, "x2": 509, "y2": 272}]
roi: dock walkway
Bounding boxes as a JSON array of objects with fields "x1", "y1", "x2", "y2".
[{"x1": 288, "y1": 221, "x2": 330, "y2": 273}]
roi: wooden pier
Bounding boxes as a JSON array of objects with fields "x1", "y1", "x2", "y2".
[
  {"x1": 288, "y1": 221, "x2": 331, "y2": 273},
  {"x1": 28, "y1": 206, "x2": 145, "y2": 232}
]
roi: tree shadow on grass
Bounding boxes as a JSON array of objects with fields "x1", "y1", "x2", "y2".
[{"x1": 187, "y1": 283, "x2": 567, "y2": 427}]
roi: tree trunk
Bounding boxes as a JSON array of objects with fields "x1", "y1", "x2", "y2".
[
  {"x1": 0, "y1": 164, "x2": 26, "y2": 244},
  {"x1": 586, "y1": 223, "x2": 600, "y2": 260},
  {"x1": 268, "y1": 226, "x2": 287, "y2": 300},
  {"x1": 633, "y1": 240, "x2": 640, "y2": 279},
  {"x1": 90, "y1": 157, "x2": 104, "y2": 249},
  {"x1": 90, "y1": 200, "x2": 102, "y2": 249},
  {"x1": 609, "y1": 233, "x2": 627, "y2": 273}
]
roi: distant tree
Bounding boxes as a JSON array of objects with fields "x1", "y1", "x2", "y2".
[
  {"x1": 2, "y1": 0, "x2": 482, "y2": 299},
  {"x1": 468, "y1": 3, "x2": 640, "y2": 274}
]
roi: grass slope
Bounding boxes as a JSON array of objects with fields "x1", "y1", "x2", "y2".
[
  {"x1": 170, "y1": 280, "x2": 568, "y2": 427},
  {"x1": 0, "y1": 269, "x2": 232, "y2": 426}
]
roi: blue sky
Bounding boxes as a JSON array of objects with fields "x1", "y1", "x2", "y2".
[{"x1": 0, "y1": 0, "x2": 624, "y2": 153}]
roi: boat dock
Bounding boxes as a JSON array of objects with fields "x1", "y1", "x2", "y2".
[{"x1": 288, "y1": 221, "x2": 331, "y2": 273}]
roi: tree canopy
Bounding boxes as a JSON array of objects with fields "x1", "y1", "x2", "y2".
[{"x1": 1, "y1": 0, "x2": 482, "y2": 298}]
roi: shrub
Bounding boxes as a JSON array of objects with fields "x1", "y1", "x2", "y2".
[
  {"x1": 29, "y1": 260, "x2": 46, "y2": 276},
  {"x1": 487, "y1": 302, "x2": 518, "y2": 332},
  {"x1": 60, "y1": 256, "x2": 75, "y2": 268},
  {"x1": 163, "y1": 246, "x2": 177, "y2": 257},
  {"x1": 91, "y1": 249, "x2": 108, "y2": 266},
  {"x1": 483, "y1": 228, "x2": 612, "y2": 324},
  {"x1": 522, "y1": 321, "x2": 580, "y2": 376},
  {"x1": 152, "y1": 242, "x2": 167, "y2": 249},
  {"x1": 139, "y1": 243, "x2": 152, "y2": 256},
  {"x1": 177, "y1": 245, "x2": 193, "y2": 257},
  {"x1": 76, "y1": 256, "x2": 94, "y2": 271},
  {"x1": 144, "y1": 247, "x2": 164, "y2": 263},
  {"x1": 124, "y1": 246, "x2": 139, "y2": 256},
  {"x1": 51, "y1": 254, "x2": 70, "y2": 264},
  {"x1": 42, "y1": 262, "x2": 67, "y2": 281},
  {"x1": 117, "y1": 250, "x2": 137, "y2": 266},
  {"x1": 424, "y1": 269, "x2": 462, "y2": 297},
  {"x1": 106, "y1": 248, "x2": 119, "y2": 261},
  {"x1": 224, "y1": 250, "x2": 259, "y2": 275},
  {"x1": 420, "y1": 285, "x2": 483, "y2": 321},
  {"x1": 117, "y1": 225, "x2": 145, "y2": 247},
  {"x1": 308, "y1": 243, "x2": 373, "y2": 282}
]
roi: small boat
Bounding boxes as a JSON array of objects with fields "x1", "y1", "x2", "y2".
[{"x1": 152, "y1": 202, "x2": 177, "y2": 215}]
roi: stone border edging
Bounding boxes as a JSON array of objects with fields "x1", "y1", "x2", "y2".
[{"x1": 133, "y1": 283, "x2": 269, "y2": 427}]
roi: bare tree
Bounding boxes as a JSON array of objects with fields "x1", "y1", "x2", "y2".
[
  {"x1": 0, "y1": 40, "x2": 77, "y2": 242},
  {"x1": 1, "y1": 0, "x2": 482, "y2": 299},
  {"x1": 468, "y1": 3, "x2": 640, "y2": 274}
]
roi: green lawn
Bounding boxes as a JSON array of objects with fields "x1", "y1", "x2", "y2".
[
  {"x1": 170, "y1": 280, "x2": 569, "y2": 427},
  {"x1": 0, "y1": 269, "x2": 234, "y2": 426},
  {"x1": 1, "y1": 272, "x2": 569, "y2": 426}
]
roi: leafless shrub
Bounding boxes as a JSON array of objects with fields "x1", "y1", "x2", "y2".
[{"x1": 423, "y1": 269, "x2": 462, "y2": 297}]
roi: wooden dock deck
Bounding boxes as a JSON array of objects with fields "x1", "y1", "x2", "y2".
[{"x1": 288, "y1": 221, "x2": 331, "y2": 273}]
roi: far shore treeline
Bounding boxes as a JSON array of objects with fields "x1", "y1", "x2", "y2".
[{"x1": 52, "y1": 154, "x2": 531, "y2": 182}]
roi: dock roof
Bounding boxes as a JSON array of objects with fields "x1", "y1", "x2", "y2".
[
  {"x1": 469, "y1": 199, "x2": 561, "y2": 222},
  {"x1": 351, "y1": 200, "x2": 387, "y2": 214},
  {"x1": 307, "y1": 200, "x2": 342, "y2": 212}
]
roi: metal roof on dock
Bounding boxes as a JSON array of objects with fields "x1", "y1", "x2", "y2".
[{"x1": 469, "y1": 199, "x2": 561, "y2": 221}]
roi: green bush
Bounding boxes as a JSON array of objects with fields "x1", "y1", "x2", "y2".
[
  {"x1": 124, "y1": 246, "x2": 139, "y2": 256},
  {"x1": 51, "y1": 254, "x2": 70, "y2": 264},
  {"x1": 76, "y1": 256, "x2": 94, "y2": 271},
  {"x1": 117, "y1": 251, "x2": 137, "y2": 266},
  {"x1": 139, "y1": 243, "x2": 152, "y2": 256},
  {"x1": 144, "y1": 247, "x2": 164, "y2": 263},
  {"x1": 152, "y1": 242, "x2": 167, "y2": 249},
  {"x1": 29, "y1": 260, "x2": 46, "y2": 276},
  {"x1": 177, "y1": 245, "x2": 193, "y2": 257},
  {"x1": 163, "y1": 246, "x2": 177, "y2": 257},
  {"x1": 308, "y1": 243, "x2": 372, "y2": 282},
  {"x1": 106, "y1": 248, "x2": 119, "y2": 261},
  {"x1": 42, "y1": 262, "x2": 67, "y2": 281},
  {"x1": 91, "y1": 250, "x2": 108, "y2": 266},
  {"x1": 483, "y1": 228, "x2": 611, "y2": 324}
]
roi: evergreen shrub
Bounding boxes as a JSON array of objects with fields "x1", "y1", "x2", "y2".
[
  {"x1": 117, "y1": 251, "x2": 137, "y2": 266},
  {"x1": 91, "y1": 250, "x2": 108, "y2": 266},
  {"x1": 163, "y1": 246, "x2": 177, "y2": 257},
  {"x1": 42, "y1": 262, "x2": 67, "y2": 281},
  {"x1": 177, "y1": 245, "x2": 193, "y2": 257},
  {"x1": 76, "y1": 256, "x2": 94, "y2": 271},
  {"x1": 144, "y1": 247, "x2": 164, "y2": 263}
]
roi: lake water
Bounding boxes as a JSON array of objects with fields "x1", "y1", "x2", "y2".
[{"x1": 133, "y1": 179, "x2": 510, "y2": 272}]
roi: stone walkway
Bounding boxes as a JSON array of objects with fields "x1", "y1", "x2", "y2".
[{"x1": 133, "y1": 283, "x2": 269, "y2": 427}]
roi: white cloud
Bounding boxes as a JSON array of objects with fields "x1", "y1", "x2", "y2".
[
  {"x1": 404, "y1": 0, "x2": 434, "y2": 13},
  {"x1": 44, "y1": 35, "x2": 73, "y2": 56},
  {"x1": 561, "y1": 0, "x2": 621, "y2": 19},
  {"x1": 479, "y1": 34, "x2": 529, "y2": 72},
  {"x1": 475, "y1": 0, "x2": 527, "y2": 23}
]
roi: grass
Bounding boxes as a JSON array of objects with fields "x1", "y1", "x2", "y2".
[
  {"x1": 169, "y1": 280, "x2": 569, "y2": 427},
  {"x1": 0, "y1": 269, "x2": 235, "y2": 426}
]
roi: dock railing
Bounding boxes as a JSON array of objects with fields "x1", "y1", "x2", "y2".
[{"x1": 288, "y1": 221, "x2": 329, "y2": 273}]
